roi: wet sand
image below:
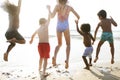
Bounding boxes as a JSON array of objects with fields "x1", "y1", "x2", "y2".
[{"x1": 0, "y1": 37, "x2": 120, "y2": 80}]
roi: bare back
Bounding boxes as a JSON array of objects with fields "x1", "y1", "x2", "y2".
[
  {"x1": 57, "y1": 5, "x2": 71, "y2": 21},
  {"x1": 37, "y1": 23, "x2": 49, "y2": 43},
  {"x1": 51, "y1": 4, "x2": 79, "y2": 20},
  {"x1": 8, "y1": 14, "x2": 19, "y2": 31},
  {"x1": 99, "y1": 18, "x2": 117, "y2": 32},
  {"x1": 83, "y1": 33, "x2": 94, "y2": 47},
  {"x1": 99, "y1": 19, "x2": 112, "y2": 32},
  {"x1": 5, "y1": 0, "x2": 21, "y2": 31}
]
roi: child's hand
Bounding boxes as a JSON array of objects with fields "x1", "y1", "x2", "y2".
[
  {"x1": 29, "y1": 40, "x2": 33, "y2": 44},
  {"x1": 92, "y1": 41, "x2": 94, "y2": 45},
  {"x1": 75, "y1": 20, "x2": 78, "y2": 24},
  {"x1": 46, "y1": 5, "x2": 50, "y2": 10},
  {"x1": 110, "y1": 16, "x2": 112, "y2": 19}
]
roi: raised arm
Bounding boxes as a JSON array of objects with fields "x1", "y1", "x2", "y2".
[
  {"x1": 75, "y1": 20, "x2": 83, "y2": 35},
  {"x1": 110, "y1": 16, "x2": 117, "y2": 27},
  {"x1": 17, "y1": 0, "x2": 22, "y2": 14},
  {"x1": 71, "y1": 7, "x2": 80, "y2": 20},
  {"x1": 47, "y1": 5, "x2": 51, "y2": 23},
  {"x1": 1, "y1": 0, "x2": 10, "y2": 12},
  {"x1": 50, "y1": 5, "x2": 58, "y2": 18},
  {"x1": 6, "y1": 0, "x2": 9, "y2": 3}
]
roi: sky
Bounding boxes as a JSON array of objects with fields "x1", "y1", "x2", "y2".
[{"x1": 0, "y1": 0, "x2": 120, "y2": 37}]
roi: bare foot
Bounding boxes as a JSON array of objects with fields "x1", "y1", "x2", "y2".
[
  {"x1": 94, "y1": 57, "x2": 98, "y2": 63},
  {"x1": 65, "y1": 60, "x2": 69, "y2": 69},
  {"x1": 111, "y1": 58, "x2": 114, "y2": 64},
  {"x1": 89, "y1": 64, "x2": 92, "y2": 66},
  {"x1": 39, "y1": 67, "x2": 42, "y2": 71},
  {"x1": 42, "y1": 72, "x2": 50, "y2": 77},
  {"x1": 52, "y1": 57, "x2": 56, "y2": 66},
  {"x1": 84, "y1": 67, "x2": 90, "y2": 70},
  {"x1": 3, "y1": 53, "x2": 8, "y2": 61}
]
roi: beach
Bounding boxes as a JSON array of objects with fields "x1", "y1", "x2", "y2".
[
  {"x1": 0, "y1": 0, "x2": 120, "y2": 79},
  {"x1": 0, "y1": 37, "x2": 120, "y2": 80}
]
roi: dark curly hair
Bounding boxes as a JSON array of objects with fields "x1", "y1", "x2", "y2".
[{"x1": 80, "y1": 24, "x2": 90, "y2": 33}]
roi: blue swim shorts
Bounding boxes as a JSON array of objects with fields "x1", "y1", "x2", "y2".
[{"x1": 101, "y1": 32, "x2": 113, "y2": 43}]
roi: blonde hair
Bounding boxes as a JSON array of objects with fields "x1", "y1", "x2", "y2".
[
  {"x1": 39, "y1": 18, "x2": 47, "y2": 25},
  {"x1": 2, "y1": 2, "x2": 17, "y2": 15}
]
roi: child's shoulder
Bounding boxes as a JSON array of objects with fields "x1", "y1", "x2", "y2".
[
  {"x1": 66, "y1": 5, "x2": 72, "y2": 9},
  {"x1": 106, "y1": 18, "x2": 111, "y2": 21},
  {"x1": 101, "y1": 18, "x2": 111, "y2": 23}
]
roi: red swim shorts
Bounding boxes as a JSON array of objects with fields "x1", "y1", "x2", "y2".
[{"x1": 38, "y1": 43, "x2": 50, "y2": 58}]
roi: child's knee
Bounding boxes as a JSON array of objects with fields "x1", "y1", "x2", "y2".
[{"x1": 11, "y1": 43, "x2": 16, "y2": 47}]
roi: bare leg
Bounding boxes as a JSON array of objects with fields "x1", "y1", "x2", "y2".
[
  {"x1": 4, "y1": 42, "x2": 16, "y2": 61},
  {"x1": 65, "y1": 44, "x2": 70, "y2": 69},
  {"x1": 52, "y1": 32, "x2": 62, "y2": 66},
  {"x1": 4, "y1": 37, "x2": 25, "y2": 61},
  {"x1": 82, "y1": 56, "x2": 90, "y2": 70},
  {"x1": 43, "y1": 58, "x2": 48, "y2": 76},
  {"x1": 64, "y1": 29, "x2": 70, "y2": 69},
  {"x1": 89, "y1": 58, "x2": 92, "y2": 66},
  {"x1": 52, "y1": 45, "x2": 61, "y2": 66},
  {"x1": 94, "y1": 41, "x2": 104, "y2": 63},
  {"x1": 39, "y1": 58, "x2": 43, "y2": 71},
  {"x1": 7, "y1": 38, "x2": 25, "y2": 44},
  {"x1": 109, "y1": 42, "x2": 114, "y2": 64}
]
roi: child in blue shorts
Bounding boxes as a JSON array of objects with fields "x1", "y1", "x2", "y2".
[
  {"x1": 75, "y1": 20, "x2": 95, "y2": 70},
  {"x1": 94, "y1": 10, "x2": 117, "y2": 64}
]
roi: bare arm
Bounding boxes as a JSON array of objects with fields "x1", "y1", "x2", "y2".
[
  {"x1": 75, "y1": 20, "x2": 83, "y2": 35},
  {"x1": 29, "y1": 30, "x2": 37, "y2": 44},
  {"x1": 1, "y1": 0, "x2": 10, "y2": 12},
  {"x1": 47, "y1": 5, "x2": 51, "y2": 23},
  {"x1": 94, "y1": 23, "x2": 100, "y2": 40},
  {"x1": 89, "y1": 33, "x2": 95, "y2": 44},
  {"x1": 71, "y1": 7, "x2": 80, "y2": 20},
  {"x1": 110, "y1": 16, "x2": 117, "y2": 27},
  {"x1": 90, "y1": 33, "x2": 95, "y2": 42},
  {"x1": 17, "y1": 0, "x2": 22, "y2": 14},
  {"x1": 50, "y1": 5, "x2": 58, "y2": 18},
  {"x1": 6, "y1": 0, "x2": 9, "y2": 3}
]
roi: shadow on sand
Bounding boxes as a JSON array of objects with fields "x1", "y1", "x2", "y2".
[{"x1": 90, "y1": 67, "x2": 120, "y2": 80}]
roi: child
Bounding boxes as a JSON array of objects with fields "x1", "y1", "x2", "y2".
[
  {"x1": 94, "y1": 10, "x2": 117, "y2": 64},
  {"x1": 48, "y1": 0, "x2": 80, "y2": 69},
  {"x1": 2, "y1": 0, "x2": 26, "y2": 61},
  {"x1": 29, "y1": 6, "x2": 51, "y2": 76},
  {"x1": 75, "y1": 20, "x2": 95, "y2": 70}
]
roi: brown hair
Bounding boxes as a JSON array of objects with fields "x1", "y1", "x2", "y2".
[
  {"x1": 97, "y1": 10, "x2": 107, "y2": 19},
  {"x1": 58, "y1": 0, "x2": 68, "y2": 5}
]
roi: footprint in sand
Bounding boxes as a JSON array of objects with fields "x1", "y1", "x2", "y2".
[{"x1": 32, "y1": 76, "x2": 37, "y2": 79}]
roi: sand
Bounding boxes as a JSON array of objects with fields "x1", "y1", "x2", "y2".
[{"x1": 0, "y1": 37, "x2": 120, "y2": 80}]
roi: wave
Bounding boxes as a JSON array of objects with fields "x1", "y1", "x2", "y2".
[{"x1": 24, "y1": 30, "x2": 120, "y2": 39}]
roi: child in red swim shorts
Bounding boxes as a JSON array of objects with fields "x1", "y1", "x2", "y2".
[
  {"x1": 38, "y1": 43, "x2": 50, "y2": 58},
  {"x1": 29, "y1": 6, "x2": 51, "y2": 76}
]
